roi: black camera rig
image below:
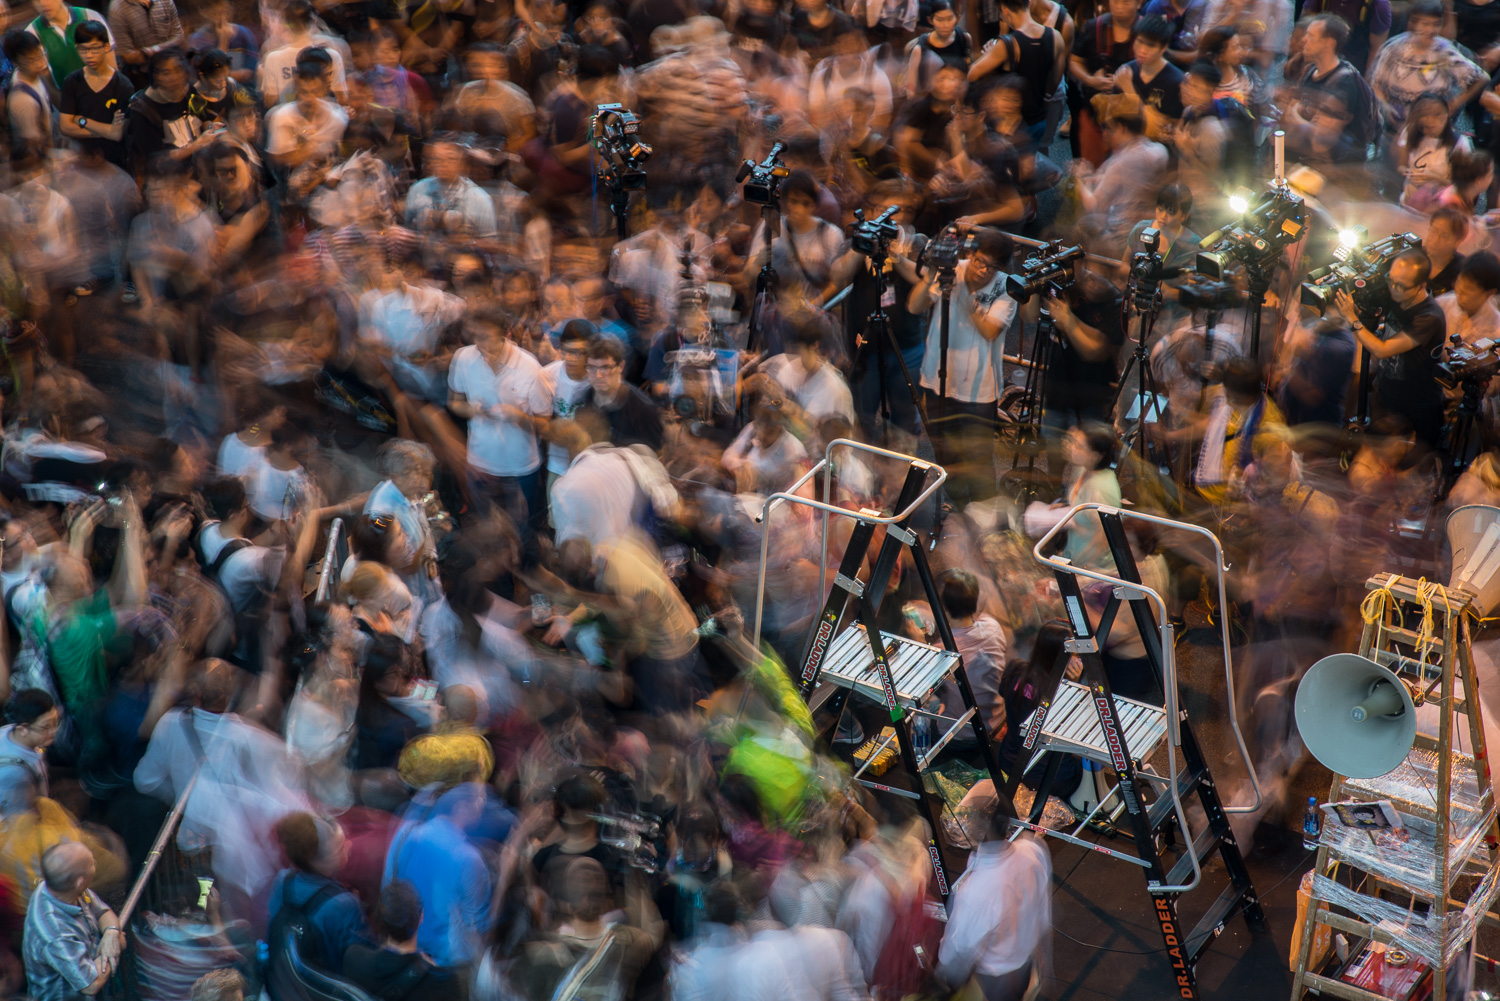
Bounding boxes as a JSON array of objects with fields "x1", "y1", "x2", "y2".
[
  {"x1": 590, "y1": 103, "x2": 652, "y2": 237},
  {"x1": 1300, "y1": 230, "x2": 1421, "y2": 327},
  {"x1": 736, "y1": 141, "x2": 790, "y2": 207},
  {"x1": 1005, "y1": 242, "x2": 1083, "y2": 302}
]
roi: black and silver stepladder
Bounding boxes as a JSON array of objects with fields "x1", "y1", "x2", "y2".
[
  {"x1": 1015, "y1": 503, "x2": 1267, "y2": 999},
  {"x1": 750, "y1": 440, "x2": 1007, "y2": 899}
]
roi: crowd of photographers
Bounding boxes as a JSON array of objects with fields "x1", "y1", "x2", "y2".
[{"x1": 0, "y1": 0, "x2": 1496, "y2": 996}]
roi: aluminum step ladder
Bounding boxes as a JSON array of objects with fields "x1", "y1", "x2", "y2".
[{"x1": 1015, "y1": 503, "x2": 1267, "y2": 1000}]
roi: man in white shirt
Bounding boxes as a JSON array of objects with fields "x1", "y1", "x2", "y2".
[
  {"x1": 447, "y1": 306, "x2": 554, "y2": 535},
  {"x1": 936, "y1": 791, "x2": 1051, "y2": 1001},
  {"x1": 760, "y1": 322, "x2": 857, "y2": 425},
  {"x1": 549, "y1": 422, "x2": 645, "y2": 551},
  {"x1": 542, "y1": 321, "x2": 598, "y2": 495},
  {"x1": 1437, "y1": 250, "x2": 1500, "y2": 347},
  {"x1": 264, "y1": 58, "x2": 348, "y2": 170},
  {"x1": 357, "y1": 265, "x2": 465, "y2": 402},
  {"x1": 908, "y1": 227, "x2": 1017, "y2": 507}
]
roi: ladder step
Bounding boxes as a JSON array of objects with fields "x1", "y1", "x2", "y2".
[
  {"x1": 1165, "y1": 825, "x2": 1219, "y2": 888},
  {"x1": 1185, "y1": 882, "x2": 1250, "y2": 963},
  {"x1": 1147, "y1": 767, "x2": 1208, "y2": 832}
]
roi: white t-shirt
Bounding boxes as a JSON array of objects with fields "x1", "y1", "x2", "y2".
[
  {"x1": 762, "y1": 353, "x2": 856, "y2": 423},
  {"x1": 918, "y1": 263, "x2": 1017, "y2": 404},
  {"x1": 198, "y1": 521, "x2": 285, "y2": 613},
  {"x1": 265, "y1": 97, "x2": 348, "y2": 156},
  {"x1": 542, "y1": 359, "x2": 593, "y2": 475},
  {"x1": 217, "y1": 432, "x2": 266, "y2": 480},
  {"x1": 550, "y1": 445, "x2": 645, "y2": 548},
  {"x1": 448, "y1": 342, "x2": 554, "y2": 476},
  {"x1": 257, "y1": 41, "x2": 347, "y2": 105}
]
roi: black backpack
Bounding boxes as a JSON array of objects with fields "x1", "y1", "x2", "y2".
[
  {"x1": 264, "y1": 876, "x2": 358, "y2": 1001},
  {"x1": 196, "y1": 525, "x2": 270, "y2": 672}
]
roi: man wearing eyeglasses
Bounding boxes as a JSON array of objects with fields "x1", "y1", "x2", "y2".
[
  {"x1": 1335, "y1": 247, "x2": 1448, "y2": 448},
  {"x1": 0, "y1": 689, "x2": 58, "y2": 816},
  {"x1": 908, "y1": 226, "x2": 1017, "y2": 509}
]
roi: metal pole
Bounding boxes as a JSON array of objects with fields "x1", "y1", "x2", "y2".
[{"x1": 117, "y1": 769, "x2": 201, "y2": 927}]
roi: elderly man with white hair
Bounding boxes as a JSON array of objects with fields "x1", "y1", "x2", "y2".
[
  {"x1": 22, "y1": 842, "x2": 123, "y2": 1000},
  {"x1": 364, "y1": 438, "x2": 441, "y2": 574}
]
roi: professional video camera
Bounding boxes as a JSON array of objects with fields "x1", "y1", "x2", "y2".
[
  {"x1": 921, "y1": 224, "x2": 978, "y2": 278},
  {"x1": 851, "y1": 205, "x2": 901, "y2": 256},
  {"x1": 1438, "y1": 335, "x2": 1500, "y2": 388},
  {"x1": 737, "y1": 141, "x2": 790, "y2": 206},
  {"x1": 1196, "y1": 186, "x2": 1306, "y2": 279},
  {"x1": 590, "y1": 103, "x2": 652, "y2": 191},
  {"x1": 1005, "y1": 242, "x2": 1083, "y2": 302},
  {"x1": 1299, "y1": 230, "x2": 1421, "y2": 321}
]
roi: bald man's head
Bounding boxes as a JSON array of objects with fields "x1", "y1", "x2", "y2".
[
  {"x1": 442, "y1": 685, "x2": 478, "y2": 726},
  {"x1": 190, "y1": 658, "x2": 237, "y2": 714},
  {"x1": 42, "y1": 842, "x2": 94, "y2": 894}
]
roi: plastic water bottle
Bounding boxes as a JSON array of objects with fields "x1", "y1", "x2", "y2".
[{"x1": 1302, "y1": 796, "x2": 1322, "y2": 850}]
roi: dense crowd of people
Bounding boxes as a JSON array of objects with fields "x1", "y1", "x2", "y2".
[{"x1": 0, "y1": 0, "x2": 1496, "y2": 995}]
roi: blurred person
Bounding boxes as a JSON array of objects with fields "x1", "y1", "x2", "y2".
[
  {"x1": 1141, "y1": 0, "x2": 1204, "y2": 62},
  {"x1": 0, "y1": 146, "x2": 84, "y2": 364},
  {"x1": 364, "y1": 439, "x2": 440, "y2": 573},
  {"x1": 353, "y1": 632, "x2": 423, "y2": 769},
  {"x1": 722, "y1": 395, "x2": 809, "y2": 494},
  {"x1": 907, "y1": 1, "x2": 972, "y2": 97},
  {"x1": 1068, "y1": 0, "x2": 1141, "y2": 164},
  {"x1": 809, "y1": 30, "x2": 893, "y2": 134},
  {"x1": 1300, "y1": 0, "x2": 1389, "y2": 72},
  {"x1": 3, "y1": 31, "x2": 54, "y2": 147},
  {"x1": 126, "y1": 50, "x2": 209, "y2": 173},
  {"x1": 451, "y1": 40, "x2": 536, "y2": 148},
  {"x1": 789, "y1": 0, "x2": 856, "y2": 64},
  {"x1": 608, "y1": 186, "x2": 712, "y2": 332},
  {"x1": 845, "y1": 180, "x2": 925, "y2": 439},
  {"x1": 447, "y1": 305, "x2": 553, "y2": 535},
  {"x1": 936, "y1": 792, "x2": 1050, "y2": 1001},
  {"x1": 343, "y1": 880, "x2": 466, "y2": 1001},
  {"x1": 742, "y1": 170, "x2": 849, "y2": 308},
  {"x1": 135, "y1": 658, "x2": 312, "y2": 908},
  {"x1": 1424, "y1": 206, "x2": 1469, "y2": 295},
  {"x1": 1369, "y1": 0, "x2": 1485, "y2": 135},
  {"x1": 1155, "y1": 357, "x2": 1287, "y2": 503},
  {"x1": 1274, "y1": 318, "x2": 1357, "y2": 427},
  {"x1": 549, "y1": 419, "x2": 647, "y2": 550},
  {"x1": 24, "y1": 0, "x2": 111, "y2": 89},
  {"x1": 969, "y1": 0, "x2": 1065, "y2": 146},
  {"x1": 126, "y1": 156, "x2": 216, "y2": 368},
  {"x1": 1334, "y1": 247, "x2": 1448, "y2": 447},
  {"x1": 1436, "y1": 147, "x2": 1495, "y2": 217},
  {"x1": 404, "y1": 135, "x2": 500, "y2": 254},
  {"x1": 105, "y1": 0, "x2": 183, "y2": 83},
  {"x1": 22, "y1": 842, "x2": 123, "y2": 1001},
  {"x1": 356, "y1": 259, "x2": 465, "y2": 402},
  {"x1": 580, "y1": 337, "x2": 664, "y2": 451},
  {"x1": 190, "y1": 969, "x2": 246, "y2": 1001},
  {"x1": 1285, "y1": 13, "x2": 1377, "y2": 153},
  {"x1": 757, "y1": 320, "x2": 857, "y2": 425},
  {"x1": 1113, "y1": 15, "x2": 1185, "y2": 140},
  {"x1": 0, "y1": 689, "x2": 57, "y2": 816},
  {"x1": 1197, "y1": 24, "x2": 1255, "y2": 106},
  {"x1": 1069, "y1": 108, "x2": 1169, "y2": 247},
  {"x1": 1041, "y1": 249, "x2": 1125, "y2": 429},
  {"x1": 894, "y1": 62, "x2": 967, "y2": 182},
  {"x1": 191, "y1": 48, "x2": 249, "y2": 123},
  {"x1": 349, "y1": 28, "x2": 431, "y2": 125},
  {"x1": 268, "y1": 812, "x2": 373, "y2": 974},
  {"x1": 1396, "y1": 94, "x2": 1471, "y2": 212},
  {"x1": 929, "y1": 568, "x2": 1008, "y2": 748},
  {"x1": 542, "y1": 321, "x2": 597, "y2": 495},
  {"x1": 1437, "y1": 249, "x2": 1500, "y2": 345},
  {"x1": 264, "y1": 57, "x2": 349, "y2": 171},
  {"x1": 909, "y1": 226, "x2": 1016, "y2": 509},
  {"x1": 1054, "y1": 423, "x2": 1123, "y2": 571},
  {"x1": 256, "y1": 0, "x2": 346, "y2": 104},
  {"x1": 382, "y1": 782, "x2": 498, "y2": 968},
  {"x1": 186, "y1": 0, "x2": 257, "y2": 83},
  {"x1": 57, "y1": 21, "x2": 134, "y2": 173}
]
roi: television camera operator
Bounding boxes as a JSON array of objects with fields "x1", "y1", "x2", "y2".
[
  {"x1": 845, "y1": 180, "x2": 927, "y2": 441},
  {"x1": 1333, "y1": 247, "x2": 1447, "y2": 449},
  {"x1": 1038, "y1": 240, "x2": 1126, "y2": 432},
  {"x1": 908, "y1": 226, "x2": 1017, "y2": 508}
]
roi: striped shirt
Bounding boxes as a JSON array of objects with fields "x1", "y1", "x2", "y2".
[
  {"x1": 105, "y1": 0, "x2": 183, "y2": 60},
  {"x1": 23, "y1": 885, "x2": 106, "y2": 1001}
]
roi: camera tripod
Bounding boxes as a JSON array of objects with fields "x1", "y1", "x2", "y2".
[
  {"x1": 1439, "y1": 375, "x2": 1486, "y2": 501},
  {"x1": 1112, "y1": 276, "x2": 1168, "y2": 464},
  {"x1": 1003, "y1": 299, "x2": 1059, "y2": 500}
]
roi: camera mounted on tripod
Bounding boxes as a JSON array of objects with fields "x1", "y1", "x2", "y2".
[
  {"x1": 1439, "y1": 335, "x2": 1500, "y2": 389},
  {"x1": 590, "y1": 104, "x2": 652, "y2": 191},
  {"x1": 737, "y1": 141, "x2": 790, "y2": 206},
  {"x1": 1005, "y1": 242, "x2": 1083, "y2": 302},
  {"x1": 1300, "y1": 229, "x2": 1421, "y2": 325},
  {"x1": 851, "y1": 205, "x2": 901, "y2": 256},
  {"x1": 1196, "y1": 186, "x2": 1306, "y2": 280},
  {"x1": 919, "y1": 224, "x2": 977, "y2": 280}
]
